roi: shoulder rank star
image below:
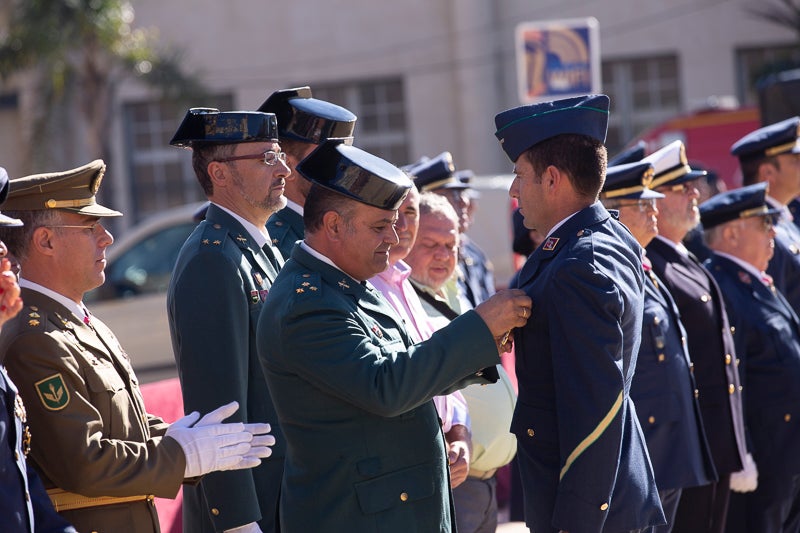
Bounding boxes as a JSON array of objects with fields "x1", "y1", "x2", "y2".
[
  {"x1": 235, "y1": 234, "x2": 248, "y2": 243},
  {"x1": 338, "y1": 279, "x2": 350, "y2": 289}
]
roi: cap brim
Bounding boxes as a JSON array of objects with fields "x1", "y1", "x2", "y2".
[
  {"x1": 69, "y1": 204, "x2": 123, "y2": 217},
  {"x1": 0, "y1": 213, "x2": 23, "y2": 227},
  {"x1": 665, "y1": 170, "x2": 707, "y2": 187},
  {"x1": 792, "y1": 138, "x2": 800, "y2": 155},
  {"x1": 640, "y1": 189, "x2": 665, "y2": 199}
]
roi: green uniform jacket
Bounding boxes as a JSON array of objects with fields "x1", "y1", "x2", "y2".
[
  {"x1": 0, "y1": 289, "x2": 185, "y2": 533},
  {"x1": 266, "y1": 206, "x2": 304, "y2": 260},
  {"x1": 257, "y1": 243, "x2": 499, "y2": 532},
  {"x1": 168, "y1": 204, "x2": 284, "y2": 532}
]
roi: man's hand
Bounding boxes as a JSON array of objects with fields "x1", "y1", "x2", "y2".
[
  {"x1": 166, "y1": 402, "x2": 276, "y2": 478},
  {"x1": 0, "y1": 257, "x2": 23, "y2": 327},
  {"x1": 474, "y1": 289, "x2": 531, "y2": 351},
  {"x1": 730, "y1": 452, "x2": 758, "y2": 493},
  {"x1": 446, "y1": 424, "x2": 471, "y2": 488}
]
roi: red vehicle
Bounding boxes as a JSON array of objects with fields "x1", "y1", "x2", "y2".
[{"x1": 635, "y1": 106, "x2": 760, "y2": 190}]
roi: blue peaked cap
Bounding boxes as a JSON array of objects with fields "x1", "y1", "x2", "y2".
[
  {"x1": 494, "y1": 94, "x2": 610, "y2": 162},
  {"x1": 699, "y1": 182, "x2": 780, "y2": 229},
  {"x1": 730, "y1": 116, "x2": 800, "y2": 161}
]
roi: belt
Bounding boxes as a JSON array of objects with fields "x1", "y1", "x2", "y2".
[
  {"x1": 468, "y1": 467, "x2": 497, "y2": 481},
  {"x1": 47, "y1": 488, "x2": 154, "y2": 512}
]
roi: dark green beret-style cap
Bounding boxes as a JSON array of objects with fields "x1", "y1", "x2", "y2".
[
  {"x1": 298, "y1": 140, "x2": 412, "y2": 210},
  {"x1": 169, "y1": 108, "x2": 278, "y2": 148}
]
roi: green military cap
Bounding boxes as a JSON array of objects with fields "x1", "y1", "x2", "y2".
[{"x1": 4, "y1": 159, "x2": 122, "y2": 217}]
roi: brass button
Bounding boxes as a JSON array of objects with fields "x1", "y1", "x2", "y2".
[
  {"x1": 700, "y1": 294, "x2": 710, "y2": 302},
  {"x1": 657, "y1": 354, "x2": 665, "y2": 362},
  {"x1": 738, "y1": 385, "x2": 743, "y2": 392},
  {"x1": 730, "y1": 326, "x2": 736, "y2": 335},
  {"x1": 728, "y1": 384, "x2": 735, "y2": 395},
  {"x1": 25, "y1": 491, "x2": 30, "y2": 501},
  {"x1": 689, "y1": 362, "x2": 695, "y2": 373},
  {"x1": 14, "y1": 451, "x2": 19, "y2": 460},
  {"x1": 400, "y1": 492, "x2": 409, "y2": 502},
  {"x1": 653, "y1": 316, "x2": 661, "y2": 325},
  {"x1": 211, "y1": 508, "x2": 220, "y2": 516},
  {"x1": 681, "y1": 336, "x2": 686, "y2": 344},
  {"x1": 694, "y1": 389, "x2": 699, "y2": 398},
  {"x1": 785, "y1": 414, "x2": 792, "y2": 422},
  {"x1": 600, "y1": 502, "x2": 609, "y2": 511},
  {"x1": 648, "y1": 416, "x2": 655, "y2": 424},
  {"x1": 527, "y1": 428, "x2": 535, "y2": 437},
  {"x1": 736, "y1": 358, "x2": 741, "y2": 366},
  {"x1": 725, "y1": 354, "x2": 732, "y2": 365}
]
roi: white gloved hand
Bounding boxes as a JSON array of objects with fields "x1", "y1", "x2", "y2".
[
  {"x1": 166, "y1": 402, "x2": 275, "y2": 478},
  {"x1": 224, "y1": 522, "x2": 263, "y2": 533},
  {"x1": 730, "y1": 452, "x2": 758, "y2": 493}
]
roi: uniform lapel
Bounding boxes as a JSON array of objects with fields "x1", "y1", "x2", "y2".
[
  {"x1": 516, "y1": 203, "x2": 610, "y2": 288},
  {"x1": 206, "y1": 204, "x2": 279, "y2": 282}
]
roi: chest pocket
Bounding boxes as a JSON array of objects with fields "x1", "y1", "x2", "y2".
[{"x1": 84, "y1": 362, "x2": 134, "y2": 437}]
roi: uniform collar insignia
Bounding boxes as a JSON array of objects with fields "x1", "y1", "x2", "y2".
[{"x1": 542, "y1": 236, "x2": 560, "y2": 251}]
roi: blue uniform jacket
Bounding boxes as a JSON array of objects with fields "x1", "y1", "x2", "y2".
[
  {"x1": 458, "y1": 235, "x2": 495, "y2": 307},
  {"x1": 257, "y1": 244, "x2": 500, "y2": 532},
  {"x1": 0, "y1": 368, "x2": 75, "y2": 533},
  {"x1": 646, "y1": 237, "x2": 747, "y2": 475},
  {"x1": 766, "y1": 214, "x2": 800, "y2": 314},
  {"x1": 168, "y1": 204, "x2": 284, "y2": 532},
  {"x1": 267, "y1": 206, "x2": 304, "y2": 260},
  {"x1": 705, "y1": 254, "x2": 800, "y2": 495},
  {"x1": 511, "y1": 203, "x2": 665, "y2": 533},
  {"x1": 632, "y1": 264, "x2": 716, "y2": 490}
]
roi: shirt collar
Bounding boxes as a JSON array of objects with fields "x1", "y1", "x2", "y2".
[
  {"x1": 284, "y1": 198, "x2": 303, "y2": 216},
  {"x1": 19, "y1": 278, "x2": 86, "y2": 321},
  {"x1": 211, "y1": 202, "x2": 271, "y2": 249}
]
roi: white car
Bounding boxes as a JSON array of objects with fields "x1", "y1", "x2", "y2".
[{"x1": 86, "y1": 202, "x2": 203, "y2": 383}]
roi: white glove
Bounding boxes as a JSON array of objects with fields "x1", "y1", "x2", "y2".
[
  {"x1": 224, "y1": 522, "x2": 263, "y2": 533},
  {"x1": 166, "y1": 401, "x2": 275, "y2": 478},
  {"x1": 730, "y1": 452, "x2": 758, "y2": 493}
]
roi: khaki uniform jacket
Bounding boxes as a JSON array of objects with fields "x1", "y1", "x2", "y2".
[{"x1": 0, "y1": 289, "x2": 185, "y2": 533}]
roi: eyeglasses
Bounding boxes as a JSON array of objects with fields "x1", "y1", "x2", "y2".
[
  {"x1": 745, "y1": 215, "x2": 776, "y2": 232},
  {"x1": 216, "y1": 150, "x2": 288, "y2": 166},
  {"x1": 663, "y1": 182, "x2": 696, "y2": 195},
  {"x1": 46, "y1": 222, "x2": 104, "y2": 233},
  {"x1": 614, "y1": 199, "x2": 657, "y2": 213}
]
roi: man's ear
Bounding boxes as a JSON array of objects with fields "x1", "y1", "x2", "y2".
[
  {"x1": 322, "y1": 211, "x2": 344, "y2": 241},
  {"x1": 31, "y1": 226, "x2": 56, "y2": 256},
  {"x1": 543, "y1": 165, "x2": 562, "y2": 189},
  {"x1": 207, "y1": 161, "x2": 228, "y2": 188}
]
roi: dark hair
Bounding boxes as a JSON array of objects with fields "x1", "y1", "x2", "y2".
[
  {"x1": 521, "y1": 133, "x2": 607, "y2": 199},
  {"x1": 0, "y1": 209, "x2": 61, "y2": 262},
  {"x1": 740, "y1": 155, "x2": 777, "y2": 186},
  {"x1": 304, "y1": 184, "x2": 358, "y2": 232},
  {"x1": 191, "y1": 143, "x2": 236, "y2": 196}
]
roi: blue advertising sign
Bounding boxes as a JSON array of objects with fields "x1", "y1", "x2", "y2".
[{"x1": 515, "y1": 18, "x2": 601, "y2": 104}]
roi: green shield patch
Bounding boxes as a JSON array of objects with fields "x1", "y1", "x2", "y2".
[{"x1": 35, "y1": 374, "x2": 70, "y2": 411}]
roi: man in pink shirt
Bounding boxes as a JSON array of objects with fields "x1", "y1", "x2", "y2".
[{"x1": 368, "y1": 184, "x2": 472, "y2": 487}]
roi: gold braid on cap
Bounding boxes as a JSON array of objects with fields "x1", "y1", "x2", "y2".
[
  {"x1": 602, "y1": 168, "x2": 655, "y2": 199},
  {"x1": 739, "y1": 206, "x2": 770, "y2": 219},
  {"x1": 765, "y1": 141, "x2": 798, "y2": 157},
  {"x1": 45, "y1": 197, "x2": 95, "y2": 209}
]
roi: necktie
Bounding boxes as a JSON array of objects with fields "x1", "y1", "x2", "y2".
[
  {"x1": 762, "y1": 273, "x2": 776, "y2": 294},
  {"x1": 262, "y1": 243, "x2": 283, "y2": 272}
]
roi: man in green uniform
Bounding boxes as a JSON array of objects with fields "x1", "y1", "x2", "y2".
[
  {"x1": 0, "y1": 160, "x2": 274, "y2": 533},
  {"x1": 168, "y1": 108, "x2": 290, "y2": 533},
  {"x1": 257, "y1": 139, "x2": 531, "y2": 532}
]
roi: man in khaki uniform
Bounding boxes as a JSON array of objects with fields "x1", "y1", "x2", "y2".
[{"x1": 0, "y1": 160, "x2": 274, "y2": 533}]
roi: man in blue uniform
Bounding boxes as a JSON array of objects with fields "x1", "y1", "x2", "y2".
[
  {"x1": 600, "y1": 161, "x2": 716, "y2": 532},
  {"x1": 700, "y1": 183, "x2": 800, "y2": 532},
  {"x1": 0, "y1": 167, "x2": 76, "y2": 533},
  {"x1": 168, "y1": 108, "x2": 290, "y2": 533},
  {"x1": 257, "y1": 139, "x2": 531, "y2": 532},
  {"x1": 495, "y1": 94, "x2": 665, "y2": 533},
  {"x1": 260, "y1": 86, "x2": 357, "y2": 259},
  {"x1": 643, "y1": 141, "x2": 747, "y2": 533},
  {"x1": 731, "y1": 117, "x2": 800, "y2": 313}
]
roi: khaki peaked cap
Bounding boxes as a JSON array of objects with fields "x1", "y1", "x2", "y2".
[{"x1": 4, "y1": 159, "x2": 122, "y2": 217}]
